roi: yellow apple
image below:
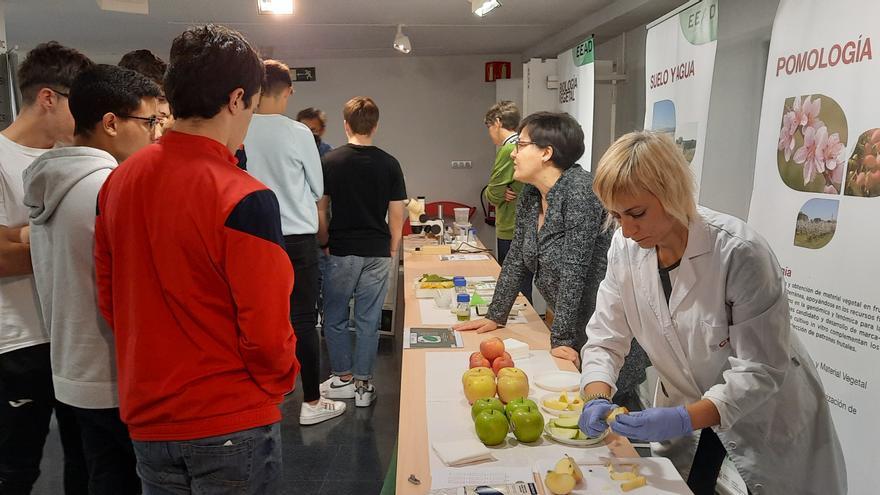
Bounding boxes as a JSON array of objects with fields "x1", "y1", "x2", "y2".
[
  {"x1": 461, "y1": 367, "x2": 494, "y2": 386},
  {"x1": 462, "y1": 367, "x2": 497, "y2": 404},
  {"x1": 496, "y1": 367, "x2": 529, "y2": 403}
]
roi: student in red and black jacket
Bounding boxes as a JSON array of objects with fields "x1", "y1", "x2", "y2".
[{"x1": 94, "y1": 25, "x2": 298, "y2": 495}]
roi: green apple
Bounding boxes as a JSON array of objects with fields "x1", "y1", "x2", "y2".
[
  {"x1": 474, "y1": 409, "x2": 509, "y2": 446},
  {"x1": 509, "y1": 405, "x2": 544, "y2": 443},
  {"x1": 496, "y1": 367, "x2": 529, "y2": 403},
  {"x1": 462, "y1": 367, "x2": 497, "y2": 404},
  {"x1": 471, "y1": 397, "x2": 505, "y2": 420},
  {"x1": 504, "y1": 397, "x2": 538, "y2": 419}
]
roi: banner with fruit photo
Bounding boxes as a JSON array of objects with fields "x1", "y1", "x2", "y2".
[
  {"x1": 644, "y1": 0, "x2": 718, "y2": 195},
  {"x1": 747, "y1": 1, "x2": 880, "y2": 492},
  {"x1": 556, "y1": 36, "x2": 594, "y2": 170}
]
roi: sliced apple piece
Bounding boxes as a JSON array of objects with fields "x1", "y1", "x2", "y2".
[
  {"x1": 620, "y1": 476, "x2": 647, "y2": 492},
  {"x1": 554, "y1": 455, "x2": 583, "y2": 482},
  {"x1": 558, "y1": 393, "x2": 569, "y2": 404},
  {"x1": 544, "y1": 399, "x2": 568, "y2": 410},
  {"x1": 606, "y1": 406, "x2": 629, "y2": 423},
  {"x1": 544, "y1": 471, "x2": 577, "y2": 495},
  {"x1": 574, "y1": 430, "x2": 589, "y2": 440},
  {"x1": 550, "y1": 427, "x2": 578, "y2": 440},
  {"x1": 553, "y1": 416, "x2": 579, "y2": 429}
]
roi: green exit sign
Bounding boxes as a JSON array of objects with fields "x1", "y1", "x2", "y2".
[{"x1": 291, "y1": 67, "x2": 316, "y2": 82}]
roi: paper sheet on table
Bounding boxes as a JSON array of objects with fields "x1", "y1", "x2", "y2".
[
  {"x1": 439, "y1": 254, "x2": 492, "y2": 262},
  {"x1": 424, "y1": 350, "x2": 611, "y2": 489},
  {"x1": 418, "y1": 299, "x2": 527, "y2": 326}
]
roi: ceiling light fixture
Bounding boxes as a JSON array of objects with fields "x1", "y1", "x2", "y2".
[
  {"x1": 471, "y1": 0, "x2": 501, "y2": 17},
  {"x1": 257, "y1": 0, "x2": 294, "y2": 15},
  {"x1": 393, "y1": 25, "x2": 412, "y2": 54}
]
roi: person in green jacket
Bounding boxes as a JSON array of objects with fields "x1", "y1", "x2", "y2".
[{"x1": 484, "y1": 101, "x2": 532, "y2": 302}]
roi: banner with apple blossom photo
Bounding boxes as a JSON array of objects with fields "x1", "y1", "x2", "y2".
[
  {"x1": 644, "y1": 0, "x2": 717, "y2": 196},
  {"x1": 556, "y1": 36, "x2": 594, "y2": 171},
  {"x1": 747, "y1": 1, "x2": 880, "y2": 492}
]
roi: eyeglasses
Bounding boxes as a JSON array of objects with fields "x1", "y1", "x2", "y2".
[
  {"x1": 514, "y1": 139, "x2": 543, "y2": 151},
  {"x1": 118, "y1": 115, "x2": 162, "y2": 130},
  {"x1": 50, "y1": 89, "x2": 69, "y2": 99}
]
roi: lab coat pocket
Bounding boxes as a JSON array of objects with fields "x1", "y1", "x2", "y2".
[{"x1": 696, "y1": 321, "x2": 732, "y2": 379}]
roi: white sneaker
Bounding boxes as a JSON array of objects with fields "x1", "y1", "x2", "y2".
[
  {"x1": 299, "y1": 397, "x2": 347, "y2": 425},
  {"x1": 320, "y1": 375, "x2": 355, "y2": 399},
  {"x1": 355, "y1": 381, "x2": 376, "y2": 407}
]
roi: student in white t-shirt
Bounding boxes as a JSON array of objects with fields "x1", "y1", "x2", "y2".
[
  {"x1": 243, "y1": 60, "x2": 343, "y2": 426},
  {"x1": 0, "y1": 41, "x2": 92, "y2": 493}
]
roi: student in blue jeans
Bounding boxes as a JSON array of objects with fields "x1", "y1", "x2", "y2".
[{"x1": 318, "y1": 96, "x2": 406, "y2": 408}]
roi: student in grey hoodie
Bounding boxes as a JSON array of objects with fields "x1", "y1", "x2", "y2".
[{"x1": 23, "y1": 64, "x2": 161, "y2": 495}]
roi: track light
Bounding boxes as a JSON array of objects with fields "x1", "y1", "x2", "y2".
[
  {"x1": 257, "y1": 0, "x2": 294, "y2": 15},
  {"x1": 393, "y1": 25, "x2": 412, "y2": 54},
  {"x1": 472, "y1": 0, "x2": 501, "y2": 17}
]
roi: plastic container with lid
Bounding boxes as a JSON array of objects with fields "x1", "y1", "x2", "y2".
[
  {"x1": 456, "y1": 293, "x2": 471, "y2": 321},
  {"x1": 453, "y1": 276, "x2": 467, "y2": 294}
]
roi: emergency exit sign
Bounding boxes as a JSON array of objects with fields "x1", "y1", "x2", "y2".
[{"x1": 291, "y1": 67, "x2": 316, "y2": 82}]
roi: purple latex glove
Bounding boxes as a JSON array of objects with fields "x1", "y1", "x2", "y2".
[
  {"x1": 610, "y1": 406, "x2": 693, "y2": 442},
  {"x1": 578, "y1": 398, "x2": 618, "y2": 438}
]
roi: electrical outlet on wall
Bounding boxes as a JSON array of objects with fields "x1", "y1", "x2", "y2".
[{"x1": 451, "y1": 160, "x2": 473, "y2": 169}]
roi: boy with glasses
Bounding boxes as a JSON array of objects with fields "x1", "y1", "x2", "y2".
[
  {"x1": 0, "y1": 41, "x2": 92, "y2": 494},
  {"x1": 297, "y1": 107, "x2": 332, "y2": 157},
  {"x1": 23, "y1": 64, "x2": 161, "y2": 494},
  {"x1": 118, "y1": 49, "x2": 173, "y2": 139}
]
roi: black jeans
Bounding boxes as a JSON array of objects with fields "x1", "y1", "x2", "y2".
[
  {"x1": 496, "y1": 238, "x2": 534, "y2": 304},
  {"x1": 0, "y1": 343, "x2": 88, "y2": 494},
  {"x1": 284, "y1": 234, "x2": 321, "y2": 403},
  {"x1": 73, "y1": 407, "x2": 140, "y2": 495}
]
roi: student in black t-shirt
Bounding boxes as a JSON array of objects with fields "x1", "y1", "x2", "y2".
[{"x1": 317, "y1": 96, "x2": 406, "y2": 408}]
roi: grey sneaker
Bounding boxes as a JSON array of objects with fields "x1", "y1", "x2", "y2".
[
  {"x1": 320, "y1": 375, "x2": 355, "y2": 399},
  {"x1": 355, "y1": 381, "x2": 376, "y2": 407}
]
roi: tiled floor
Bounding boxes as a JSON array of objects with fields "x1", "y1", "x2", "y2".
[{"x1": 32, "y1": 335, "x2": 402, "y2": 495}]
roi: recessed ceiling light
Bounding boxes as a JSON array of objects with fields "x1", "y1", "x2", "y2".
[
  {"x1": 257, "y1": 0, "x2": 294, "y2": 15},
  {"x1": 393, "y1": 25, "x2": 412, "y2": 54},
  {"x1": 472, "y1": 0, "x2": 501, "y2": 17}
]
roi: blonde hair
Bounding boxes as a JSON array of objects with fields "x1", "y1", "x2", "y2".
[{"x1": 593, "y1": 131, "x2": 697, "y2": 229}]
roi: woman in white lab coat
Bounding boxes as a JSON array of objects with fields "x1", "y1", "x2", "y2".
[{"x1": 578, "y1": 131, "x2": 846, "y2": 495}]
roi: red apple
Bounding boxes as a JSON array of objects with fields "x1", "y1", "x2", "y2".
[
  {"x1": 480, "y1": 337, "x2": 505, "y2": 362},
  {"x1": 469, "y1": 352, "x2": 490, "y2": 369},
  {"x1": 491, "y1": 352, "x2": 514, "y2": 375}
]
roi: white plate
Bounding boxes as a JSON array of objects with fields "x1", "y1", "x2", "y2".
[
  {"x1": 534, "y1": 370, "x2": 581, "y2": 392},
  {"x1": 538, "y1": 392, "x2": 583, "y2": 417},
  {"x1": 543, "y1": 421, "x2": 607, "y2": 446}
]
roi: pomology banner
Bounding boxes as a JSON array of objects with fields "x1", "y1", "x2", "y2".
[
  {"x1": 644, "y1": 0, "x2": 718, "y2": 196},
  {"x1": 556, "y1": 36, "x2": 594, "y2": 171},
  {"x1": 748, "y1": 1, "x2": 879, "y2": 492}
]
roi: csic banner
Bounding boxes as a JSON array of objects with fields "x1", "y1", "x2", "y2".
[
  {"x1": 556, "y1": 36, "x2": 594, "y2": 170},
  {"x1": 644, "y1": 0, "x2": 717, "y2": 196},
  {"x1": 748, "y1": 1, "x2": 879, "y2": 492}
]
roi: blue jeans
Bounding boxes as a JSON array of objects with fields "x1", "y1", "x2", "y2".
[
  {"x1": 323, "y1": 255, "x2": 392, "y2": 381},
  {"x1": 496, "y1": 238, "x2": 534, "y2": 303},
  {"x1": 132, "y1": 423, "x2": 281, "y2": 495}
]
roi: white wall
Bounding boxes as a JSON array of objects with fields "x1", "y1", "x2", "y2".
[
  {"x1": 286, "y1": 53, "x2": 522, "y2": 246},
  {"x1": 699, "y1": 0, "x2": 779, "y2": 219}
]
